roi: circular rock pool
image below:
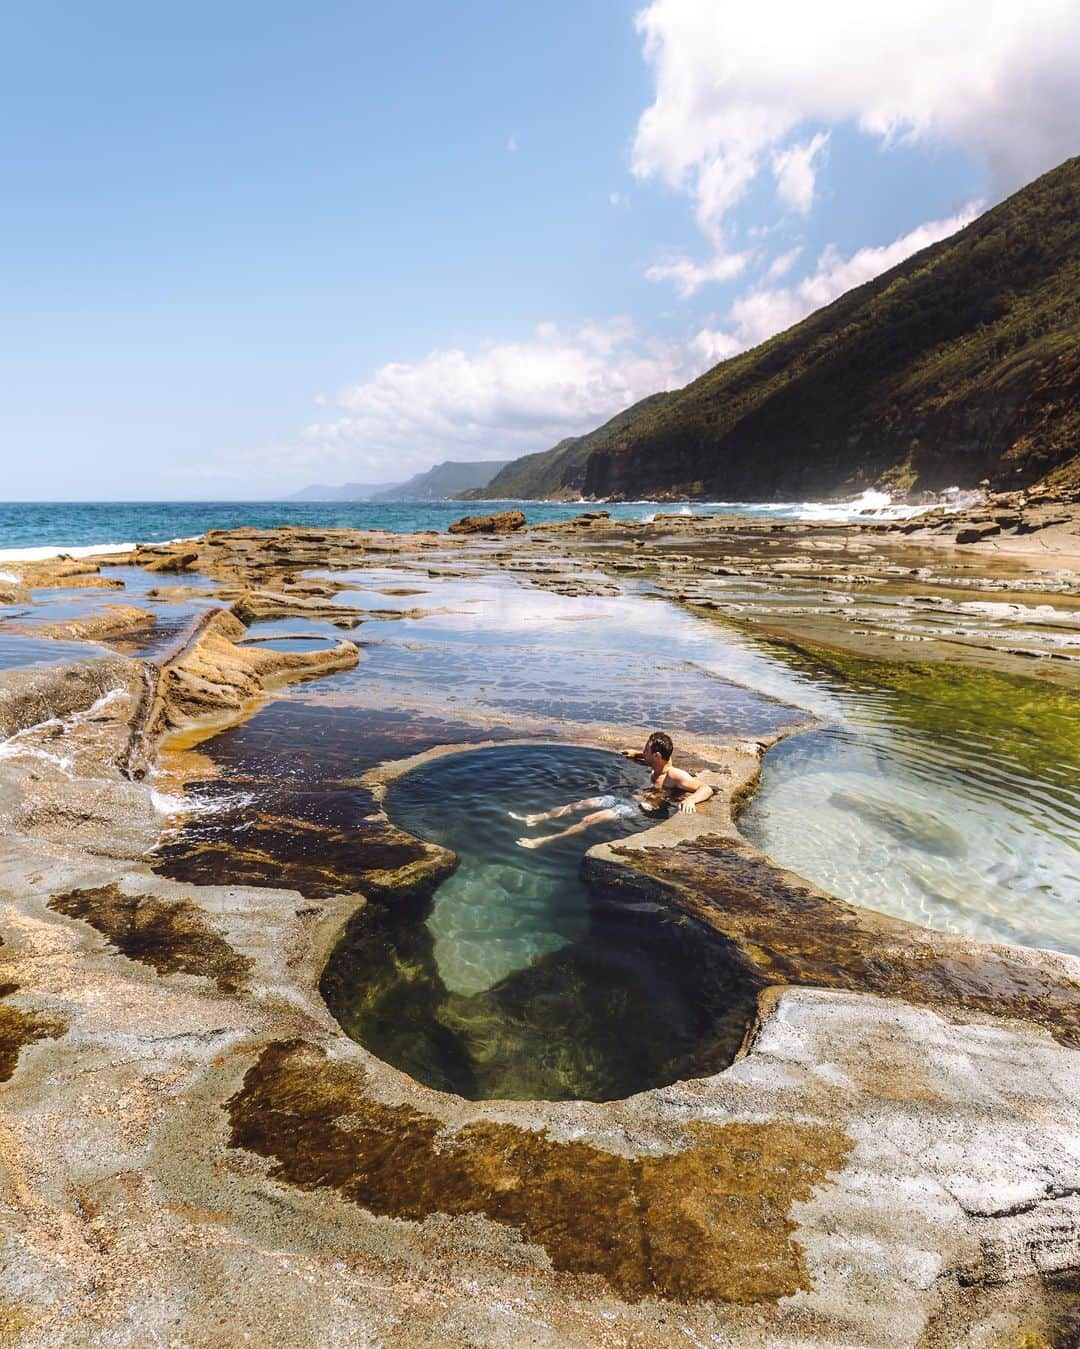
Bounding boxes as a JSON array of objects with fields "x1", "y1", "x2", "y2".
[{"x1": 321, "y1": 744, "x2": 761, "y2": 1102}]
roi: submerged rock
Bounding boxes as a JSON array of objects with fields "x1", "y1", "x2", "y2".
[{"x1": 829, "y1": 788, "x2": 969, "y2": 857}]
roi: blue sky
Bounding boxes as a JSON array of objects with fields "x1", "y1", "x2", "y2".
[{"x1": 1, "y1": 0, "x2": 1075, "y2": 499}]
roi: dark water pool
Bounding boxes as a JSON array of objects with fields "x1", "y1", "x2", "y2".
[
  {"x1": 321, "y1": 745, "x2": 760, "y2": 1102},
  {"x1": 240, "y1": 634, "x2": 342, "y2": 653}
]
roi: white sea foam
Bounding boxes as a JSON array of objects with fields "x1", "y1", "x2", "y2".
[
  {"x1": 0, "y1": 687, "x2": 130, "y2": 775},
  {"x1": 149, "y1": 789, "x2": 191, "y2": 816},
  {"x1": 0, "y1": 541, "x2": 138, "y2": 563},
  {"x1": 637, "y1": 487, "x2": 983, "y2": 525},
  {"x1": 149, "y1": 784, "x2": 258, "y2": 817},
  {"x1": 0, "y1": 740, "x2": 75, "y2": 774},
  {"x1": 0, "y1": 535, "x2": 196, "y2": 564}
]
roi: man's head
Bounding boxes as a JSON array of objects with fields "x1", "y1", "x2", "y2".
[{"x1": 643, "y1": 731, "x2": 673, "y2": 766}]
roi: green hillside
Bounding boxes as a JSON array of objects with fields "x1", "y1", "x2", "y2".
[
  {"x1": 372, "y1": 459, "x2": 510, "y2": 501},
  {"x1": 509, "y1": 157, "x2": 1079, "y2": 501},
  {"x1": 455, "y1": 394, "x2": 670, "y2": 500}
]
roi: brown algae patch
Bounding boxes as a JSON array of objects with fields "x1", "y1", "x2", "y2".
[
  {"x1": 0, "y1": 982, "x2": 65, "y2": 1083},
  {"x1": 227, "y1": 1039, "x2": 852, "y2": 1304},
  {"x1": 49, "y1": 885, "x2": 253, "y2": 993},
  {"x1": 596, "y1": 837, "x2": 1080, "y2": 1046},
  {"x1": 152, "y1": 813, "x2": 437, "y2": 900}
]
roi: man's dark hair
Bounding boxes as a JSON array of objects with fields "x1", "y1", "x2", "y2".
[{"x1": 645, "y1": 731, "x2": 673, "y2": 760}]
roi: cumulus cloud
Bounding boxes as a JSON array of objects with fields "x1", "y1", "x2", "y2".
[
  {"x1": 726, "y1": 205, "x2": 980, "y2": 348},
  {"x1": 298, "y1": 320, "x2": 713, "y2": 480},
  {"x1": 766, "y1": 246, "x2": 803, "y2": 281},
  {"x1": 644, "y1": 249, "x2": 751, "y2": 298},
  {"x1": 772, "y1": 133, "x2": 829, "y2": 213},
  {"x1": 689, "y1": 327, "x2": 745, "y2": 367},
  {"x1": 634, "y1": 0, "x2": 1079, "y2": 273},
  {"x1": 295, "y1": 205, "x2": 977, "y2": 485}
]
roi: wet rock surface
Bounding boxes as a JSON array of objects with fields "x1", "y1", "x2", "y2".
[
  {"x1": 48, "y1": 884, "x2": 255, "y2": 993},
  {"x1": 226, "y1": 1036, "x2": 853, "y2": 1304},
  {"x1": 592, "y1": 828, "x2": 1080, "y2": 1048},
  {"x1": 0, "y1": 521, "x2": 1076, "y2": 1345}
]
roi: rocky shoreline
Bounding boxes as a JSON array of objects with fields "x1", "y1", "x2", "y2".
[{"x1": 0, "y1": 512, "x2": 1077, "y2": 1346}]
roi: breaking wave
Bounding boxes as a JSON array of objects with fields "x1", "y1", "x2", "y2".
[
  {"x1": 637, "y1": 487, "x2": 981, "y2": 525},
  {"x1": 794, "y1": 487, "x2": 982, "y2": 521}
]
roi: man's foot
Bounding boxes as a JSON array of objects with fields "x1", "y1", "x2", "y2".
[
  {"x1": 508, "y1": 810, "x2": 533, "y2": 823},
  {"x1": 517, "y1": 835, "x2": 543, "y2": 849}
]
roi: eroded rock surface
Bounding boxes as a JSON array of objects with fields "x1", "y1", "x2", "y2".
[
  {"x1": 0, "y1": 521, "x2": 1076, "y2": 1346},
  {"x1": 448, "y1": 509, "x2": 526, "y2": 534}
]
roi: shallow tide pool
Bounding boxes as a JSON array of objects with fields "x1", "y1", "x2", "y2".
[
  {"x1": 192, "y1": 566, "x2": 1080, "y2": 960},
  {"x1": 740, "y1": 649, "x2": 1080, "y2": 956}
]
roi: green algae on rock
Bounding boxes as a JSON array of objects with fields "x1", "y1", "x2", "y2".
[{"x1": 770, "y1": 641, "x2": 1080, "y2": 779}]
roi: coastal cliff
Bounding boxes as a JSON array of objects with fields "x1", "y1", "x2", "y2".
[
  {"x1": 455, "y1": 394, "x2": 669, "y2": 501},
  {"x1": 479, "y1": 156, "x2": 1079, "y2": 503}
]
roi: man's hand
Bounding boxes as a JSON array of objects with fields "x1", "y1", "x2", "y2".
[{"x1": 677, "y1": 784, "x2": 714, "y2": 814}]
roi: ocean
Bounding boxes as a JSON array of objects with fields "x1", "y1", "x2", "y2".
[{"x1": 0, "y1": 490, "x2": 970, "y2": 562}]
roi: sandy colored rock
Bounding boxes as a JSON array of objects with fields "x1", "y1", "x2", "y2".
[
  {"x1": 3, "y1": 604, "x2": 156, "y2": 644},
  {"x1": 449, "y1": 509, "x2": 526, "y2": 534},
  {"x1": 0, "y1": 521, "x2": 1076, "y2": 1346}
]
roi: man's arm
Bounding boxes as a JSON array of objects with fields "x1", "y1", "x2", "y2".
[
  {"x1": 667, "y1": 766, "x2": 714, "y2": 814},
  {"x1": 620, "y1": 748, "x2": 647, "y2": 763}
]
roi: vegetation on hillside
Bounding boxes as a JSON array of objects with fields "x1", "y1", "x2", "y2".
[
  {"x1": 455, "y1": 394, "x2": 669, "y2": 500},
  {"x1": 373, "y1": 459, "x2": 511, "y2": 501},
  {"x1": 480, "y1": 158, "x2": 1077, "y2": 501},
  {"x1": 584, "y1": 156, "x2": 1078, "y2": 499}
]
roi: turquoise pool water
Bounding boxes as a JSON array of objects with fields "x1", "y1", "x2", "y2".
[{"x1": 321, "y1": 745, "x2": 759, "y2": 1101}]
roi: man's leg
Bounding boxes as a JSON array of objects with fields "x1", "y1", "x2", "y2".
[
  {"x1": 517, "y1": 807, "x2": 616, "y2": 849},
  {"x1": 509, "y1": 795, "x2": 606, "y2": 826}
]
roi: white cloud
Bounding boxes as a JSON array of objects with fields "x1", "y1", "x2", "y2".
[
  {"x1": 609, "y1": 191, "x2": 630, "y2": 207},
  {"x1": 633, "y1": 0, "x2": 1079, "y2": 259},
  {"x1": 766, "y1": 246, "x2": 802, "y2": 281},
  {"x1": 727, "y1": 205, "x2": 980, "y2": 348},
  {"x1": 645, "y1": 248, "x2": 751, "y2": 299},
  {"x1": 689, "y1": 327, "x2": 745, "y2": 367},
  {"x1": 297, "y1": 320, "x2": 714, "y2": 480},
  {"x1": 280, "y1": 208, "x2": 978, "y2": 488},
  {"x1": 772, "y1": 133, "x2": 829, "y2": 213},
  {"x1": 507, "y1": 131, "x2": 520, "y2": 153}
]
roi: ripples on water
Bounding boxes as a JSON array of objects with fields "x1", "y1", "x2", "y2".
[
  {"x1": 389, "y1": 746, "x2": 657, "y2": 994},
  {"x1": 301, "y1": 569, "x2": 806, "y2": 741},
  {"x1": 740, "y1": 655, "x2": 1080, "y2": 956},
  {"x1": 0, "y1": 630, "x2": 111, "y2": 670},
  {"x1": 0, "y1": 492, "x2": 936, "y2": 556},
  {"x1": 4, "y1": 549, "x2": 1078, "y2": 962}
]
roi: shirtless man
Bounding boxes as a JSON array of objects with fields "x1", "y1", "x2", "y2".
[{"x1": 514, "y1": 731, "x2": 713, "y2": 849}]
